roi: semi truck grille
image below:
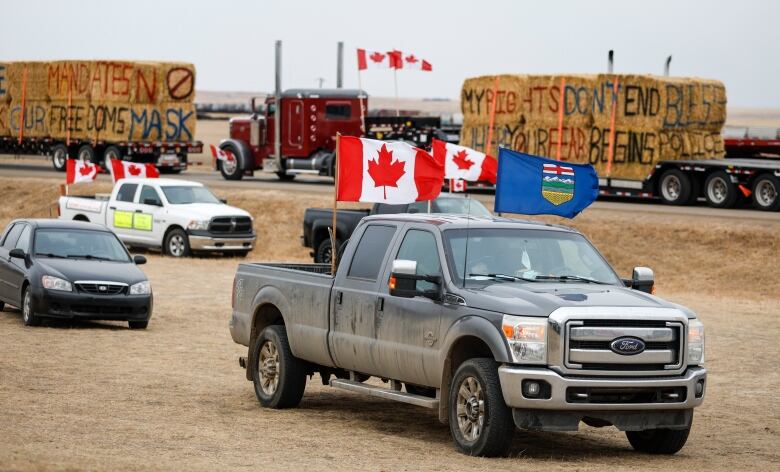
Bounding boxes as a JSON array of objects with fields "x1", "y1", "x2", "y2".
[
  {"x1": 75, "y1": 283, "x2": 126, "y2": 295},
  {"x1": 209, "y1": 216, "x2": 252, "y2": 234},
  {"x1": 565, "y1": 320, "x2": 684, "y2": 373}
]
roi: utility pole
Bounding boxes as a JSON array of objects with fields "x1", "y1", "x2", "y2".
[
  {"x1": 274, "y1": 40, "x2": 282, "y2": 172},
  {"x1": 607, "y1": 50, "x2": 614, "y2": 73},
  {"x1": 664, "y1": 55, "x2": 672, "y2": 76},
  {"x1": 336, "y1": 41, "x2": 344, "y2": 88},
  {"x1": 317, "y1": 77, "x2": 326, "y2": 88}
]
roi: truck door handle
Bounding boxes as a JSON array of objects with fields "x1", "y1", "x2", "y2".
[
  {"x1": 135, "y1": 209, "x2": 143, "y2": 213},
  {"x1": 109, "y1": 206, "x2": 116, "y2": 210},
  {"x1": 376, "y1": 297, "x2": 384, "y2": 312},
  {"x1": 335, "y1": 291, "x2": 343, "y2": 305}
]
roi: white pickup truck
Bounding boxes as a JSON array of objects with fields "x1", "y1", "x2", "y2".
[{"x1": 59, "y1": 178, "x2": 256, "y2": 257}]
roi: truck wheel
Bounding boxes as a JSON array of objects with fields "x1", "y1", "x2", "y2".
[
  {"x1": 128, "y1": 320, "x2": 149, "y2": 330},
  {"x1": 626, "y1": 427, "x2": 690, "y2": 454},
  {"x1": 659, "y1": 169, "x2": 696, "y2": 205},
  {"x1": 752, "y1": 174, "x2": 780, "y2": 211},
  {"x1": 315, "y1": 238, "x2": 339, "y2": 264},
  {"x1": 704, "y1": 171, "x2": 738, "y2": 208},
  {"x1": 276, "y1": 172, "x2": 296, "y2": 181},
  {"x1": 77, "y1": 144, "x2": 96, "y2": 164},
  {"x1": 21, "y1": 286, "x2": 40, "y2": 327},
  {"x1": 51, "y1": 144, "x2": 69, "y2": 172},
  {"x1": 448, "y1": 358, "x2": 514, "y2": 457},
  {"x1": 103, "y1": 145, "x2": 122, "y2": 170},
  {"x1": 219, "y1": 144, "x2": 243, "y2": 180},
  {"x1": 164, "y1": 228, "x2": 191, "y2": 257},
  {"x1": 251, "y1": 325, "x2": 306, "y2": 409}
]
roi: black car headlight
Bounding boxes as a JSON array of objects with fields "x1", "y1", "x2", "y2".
[
  {"x1": 42, "y1": 275, "x2": 72, "y2": 292},
  {"x1": 129, "y1": 281, "x2": 151, "y2": 295}
]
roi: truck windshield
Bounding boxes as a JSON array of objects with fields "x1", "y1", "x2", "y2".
[
  {"x1": 161, "y1": 186, "x2": 221, "y2": 204},
  {"x1": 34, "y1": 229, "x2": 130, "y2": 262},
  {"x1": 443, "y1": 228, "x2": 620, "y2": 286}
]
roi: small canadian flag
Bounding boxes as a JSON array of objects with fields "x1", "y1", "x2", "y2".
[
  {"x1": 433, "y1": 139, "x2": 497, "y2": 184},
  {"x1": 400, "y1": 53, "x2": 432, "y2": 71},
  {"x1": 450, "y1": 179, "x2": 467, "y2": 193},
  {"x1": 109, "y1": 159, "x2": 160, "y2": 183},
  {"x1": 357, "y1": 49, "x2": 394, "y2": 70},
  {"x1": 337, "y1": 136, "x2": 444, "y2": 204},
  {"x1": 66, "y1": 159, "x2": 99, "y2": 185},
  {"x1": 210, "y1": 144, "x2": 235, "y2": 162}
]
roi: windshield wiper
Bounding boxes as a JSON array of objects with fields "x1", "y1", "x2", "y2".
[
  {"x1": 66, "y1": 254, "x2": 112, "y2": 261},
  {"x1": 35, "y1": 253, "x2": 67, "y2": 259},
  {"x1": 468, "y1": 273, "x2": 539, "y2": 282},
  {"x1": 534, "y1": 275, "x2": 610, "y2": 284}
]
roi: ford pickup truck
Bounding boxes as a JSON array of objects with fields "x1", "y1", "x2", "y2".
[
  {"x1": 59, "y1": 178, "x2": 256, "y2": 257},
  {"x1": 229, "y1": 214, "x2": 706, "y2": 457}
]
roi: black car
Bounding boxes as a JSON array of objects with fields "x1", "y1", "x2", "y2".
[{"x1": 0, "y1": 219, "x2": 153, "y2": 329}]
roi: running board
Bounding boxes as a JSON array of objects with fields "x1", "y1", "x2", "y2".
[{"x1": 330, "y1": 379, "x2": 439, "y2": 409}]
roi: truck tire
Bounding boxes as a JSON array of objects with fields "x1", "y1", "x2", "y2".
[
  {"x1": 21, "y1": 286, "x2": 40, "y2": 327},
  {"x1": 448, "y1": 358, "x2": 514, "y2": 457},
  {"x1": 51, "y1": 144, "x2": 69, "y2": 172},
  {"x1": 103, "y1": 145, "x2": 122, "y2": 170},
  {"x1": 704, "y1": 171, "x2": 738, "y2": 208},
  {"x1": 128, "y1": 320, "x2": 149, "y2": 330},
  {"x1": 219, "y1": 144, "x2": 243, "y2": 180},
  {"x1": 77, "y1": 144, "x2": 96, "y2": 164},
  {"x1": 164, "y1": 228, "x2": 191, "y2": 257},
  {"x1": 658, "y1": 169, "x2": 697, "y2": 205},
  {"x1": 626, "y1": 427, "x2": 690, "y2": 454},
  {"x1": 315, "y1": 238, "x2": 339, "y2": 264},
  {"x1": 751, "y1": 174, "x2": 780, "y2": 211},
  {"x1": 251, "y1": 325, "x2": 306, "y2": 409}
]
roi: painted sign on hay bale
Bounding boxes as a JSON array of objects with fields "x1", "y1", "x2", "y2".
[
  {"x1": 460, "y1": 74, "x2": 727, "y2": 180},
  {"x1": 0, "y1": 60, "x2": 196, "y2": 142}
]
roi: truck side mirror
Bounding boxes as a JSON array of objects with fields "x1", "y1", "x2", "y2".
[
  {"x1": 9, "y1": 248, "x2": 25, "y2": 259},
  {"x1": 143, "y1": 198, "x2": 162, "y2": 206},
  {"x1": 629, "y1": 266, "x2": 654, "y2": 294},
  {"x1": 389, "y1": 259, "x2": 442, "y2": 301}
]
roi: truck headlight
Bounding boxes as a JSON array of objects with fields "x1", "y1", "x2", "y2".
[
  {"x1": 502, "y1": 315, "x2": 547, "y2": 364},
  {"x1": 688, "y1": 319, "x2": 705, "y2": 365},
  {"x1": 187, "y1": 219, "x2": 209, "y2": 230},
  {"x1": 130, "y1": 281, "x2": 151, "y2": 295},
  {"x1": 42, "y1": 275, "x2": 72, "y2": 292}
]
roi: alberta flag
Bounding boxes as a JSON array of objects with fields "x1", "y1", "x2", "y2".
[{"x1": 494, "y1": 148, "x2": 599, "y2": 218}]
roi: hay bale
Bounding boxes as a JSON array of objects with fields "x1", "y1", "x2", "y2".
[{"x1": 460, "y1": 73, "x2": 727, "y2": 181}]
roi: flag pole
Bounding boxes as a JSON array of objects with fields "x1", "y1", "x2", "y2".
[
  {"x1": 331, "y1": 133, "x2": 341, "y2": 275},
  {"x1": 357, "y1": 70, "x2": 366, "y2": 134},
  {"x1": 606, "y1": 76, "x2": 620, "y2": 178},
  {"x1": 556, "y1": 77, "x2": 566, "y2": 160},
  {"x1": 485, "y1": 76, "x2": 499, "y2": 156},
  {"x1": 393, "y1": 67, "x2": 400, "y2": 117}
]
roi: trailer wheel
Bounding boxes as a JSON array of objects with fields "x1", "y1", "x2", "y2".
[
  {"x1": 103, "y1": 145, "x2": 122, "y2": 170},
  {"x1": 659, "y1": 169, "x2": 696, "y2": 205},
  {"x1": 752, "y1": 174, "x2": 780, "y2": 211},
  {"x1": 704, "y1": 171, "x2": 738, "y2": 208},
  {"x1": 51, "y1": 144, "x2": 69, "y2": 172},
  {"x1": 77, "y1": 144, "x2": 96, "y2": 164},
  {"x1": 219, "y1": 144, "x2": 243, "y2": 180}
]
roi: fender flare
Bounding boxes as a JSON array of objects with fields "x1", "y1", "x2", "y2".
[
  {"x1": 219, "y1": 138, "x2": 252, "y2": 172},
  {"x1": 246, "y1": 285, "x2": 291, "y2": 381}
]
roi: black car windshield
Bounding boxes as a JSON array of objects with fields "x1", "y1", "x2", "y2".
[
  {"x1": 161, "y1": 186, "x2": 221, "y2": 204},
  {"x1": 443, "y1": 228, "x2": 620, "y2": 287},
  {"x1": 34, "y1": 229, "x2": 130, "y2": 262},
  {"x1": 436, "y1": 198, "x2": 492, "y2": 217}
]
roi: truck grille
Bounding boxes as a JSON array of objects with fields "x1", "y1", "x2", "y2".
[
  {"x1": 565, "y1": 320, "x2": 684, "y2": 373},
  {"x1": 75, "y1": 282, "x2": 126, "y2": 295},
  {"x1": 209, "y1": 216, "x2": 252, "y2": 234}
]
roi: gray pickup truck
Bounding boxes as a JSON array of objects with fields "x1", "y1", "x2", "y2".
[{"x1": 229, "y1": 214, "x2": 706, "y2": 457}]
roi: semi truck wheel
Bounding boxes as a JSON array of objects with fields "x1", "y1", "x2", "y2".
[
  {"x1": 51, "y1": 144, "x2": 69, "y2": 172},
  {"x1": 704, "y1": 171, "x2": 738, "y2": 208},
  {"x1": 164, "y1": 228, "x2": 191, "y2": 257},
  {"x1": 251, "y1": 325, "x2": 306, "y2": 409},
  {"x1": 626, "y1": 427, "x2": 690, "y2": 454},
  {"x1": 659, "y1": 169, "x2": 697, "y2": 205},
  {"x1": 77, "y1": 144, "x2": 96, "y2": 164},
  {"x1": 448, "y1": 358, "x2": 514, "y2": 457},
  {"x1": 219, "y1": 144, "x2": 243, "y2": 180},
  {"x1": 752, "y1": 174, "x2": 780, "y2": 211}
]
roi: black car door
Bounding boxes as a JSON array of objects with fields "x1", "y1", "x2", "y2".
[
  {"x1": 6, "y1": 224, "x2": 31, "y2": 306},
  {"x1": 0, "y1": 223, "x2": 25, "y2": 304}
]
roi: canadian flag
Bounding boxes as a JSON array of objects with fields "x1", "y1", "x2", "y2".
[
  {"x1": 433, "y1": 139, "x2": 497, "y2": 184},
  {"x1": 66, "y1": 159, "x2": 99, "y2": 185},
  {"x1": 357, "y1": 49, "x2": 394, "y2": 70},
  {"x1": 210, "y1": 144, "x2": 235, "y2": 162},
  {"x1": 450, "y1": 179, "x2": 467, "y2": 193},
  {"x1": 400, "y1": 53, "x2": 432, "y2": 71},
  {"x1": 109, "y1": 159, "x2": 160, "y2": 182},
  {"x1": 337, "y1": 136, "x2": 444, "y2": 204}
]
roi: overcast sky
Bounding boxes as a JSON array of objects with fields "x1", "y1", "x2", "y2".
[{"x1": 2, "y1": 0, "x2": 778, "y2": 107}]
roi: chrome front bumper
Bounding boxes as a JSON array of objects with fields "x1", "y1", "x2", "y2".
[
  {"x1": 188, "y1": 234, "x2": 256, "y2": 251},
  {"x1": 498, "y1": 365, "x2": 706, "y2": 411}
]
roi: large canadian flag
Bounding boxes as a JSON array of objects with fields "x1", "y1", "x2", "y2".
[
  {"x1": 357, "y1": 49, "x2": 394, "y2": 70},
  {"x1": 109, "y1": 159, "x2": 160, "y2": 183},
  {"x1": 433, "y1": 139, "x2": 497, "y2": 184},
  {"x1": 337, "y1": 137, "x2": 444, "y2": 204},
  {"x1": 400, "y1": 53, "x2": 432, "y2": 71},
  {"x1": 66, "y1": 159, "x2": 99, "y2": 185}
]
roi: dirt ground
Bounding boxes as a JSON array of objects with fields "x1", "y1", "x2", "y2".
[{"x1": 1, "y1": 176, "x2": 779, "y2": 471}]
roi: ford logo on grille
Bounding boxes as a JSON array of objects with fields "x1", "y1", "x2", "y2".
[{"x1": 610, "y1": 337, "x2": 646, "y2": 355}]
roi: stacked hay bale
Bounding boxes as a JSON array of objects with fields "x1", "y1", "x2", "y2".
[
  {"x1": 0, "y1": 60, "x2": 197, "y2": 143},
  {"x1": 460, "y1": 74, "x2": 727, "y2": 180}
]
